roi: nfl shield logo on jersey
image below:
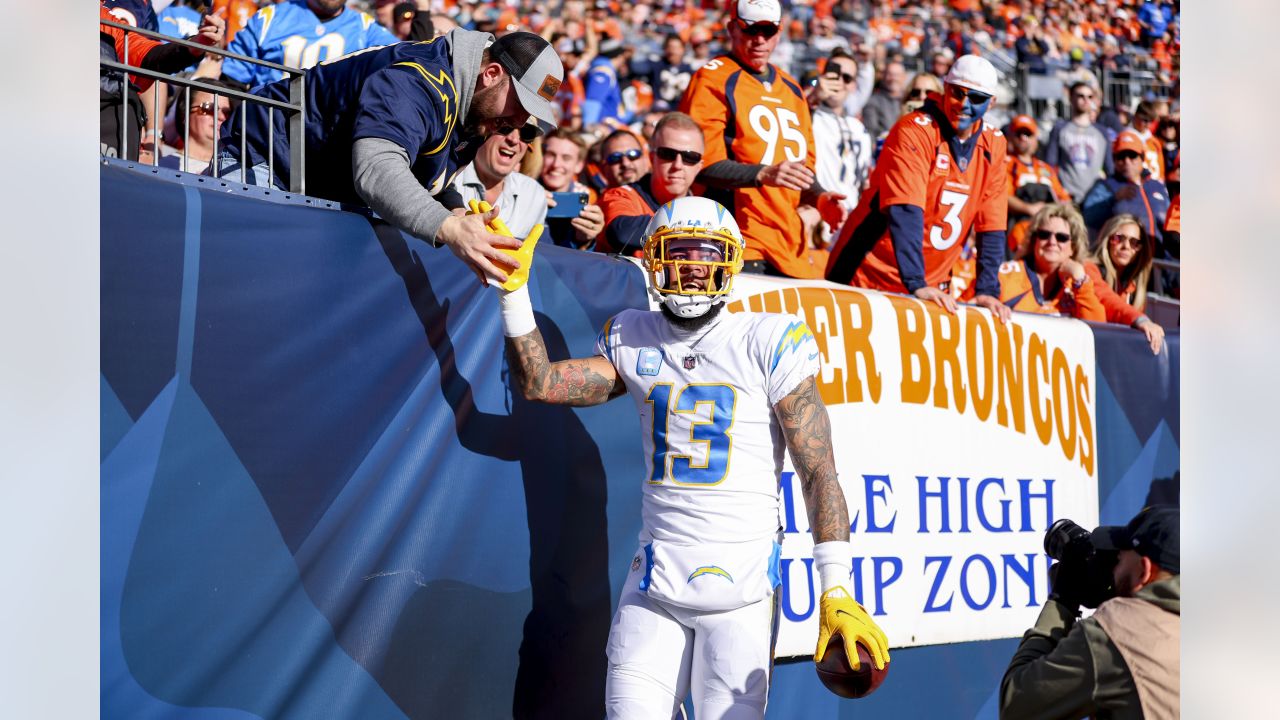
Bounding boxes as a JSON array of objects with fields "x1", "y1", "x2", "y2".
[{"x1": 683, "y1": 355, "x2": 698, "y2": 370}]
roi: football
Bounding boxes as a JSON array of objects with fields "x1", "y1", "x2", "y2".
[{"x1": 815, "y1": 635, "x2": 889, "y2": 699}]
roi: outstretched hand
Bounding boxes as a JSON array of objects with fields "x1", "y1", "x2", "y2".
[
  {"x1": 816, "y1": 191, "x2": 848, "y2": 231},
  {"x1": 466, "y1": 199, "x2": 542, "y2": 292},
  {"x1": 436, "y1": 204, "x2": 524, "y2": 285},
  {"x1": 190, "y1": 11, "x2": 226, "y2": 54}
]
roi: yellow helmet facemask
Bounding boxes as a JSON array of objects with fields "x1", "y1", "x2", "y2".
[{"x1": 642, "y1": 226, "x2": 745, "y2": 298}]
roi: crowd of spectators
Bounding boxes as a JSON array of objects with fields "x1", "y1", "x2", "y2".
[{"x1": 101, "y1": 0, "x2": 1180, "y2": 344}]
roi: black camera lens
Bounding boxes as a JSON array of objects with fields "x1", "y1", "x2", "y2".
[{"x1": 1044, "y1": 519, "x2": 1092, "y2": 561}]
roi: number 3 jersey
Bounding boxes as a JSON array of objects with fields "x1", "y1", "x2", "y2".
[
  {"x1": 679, "y1": 56, "x2": 819, "y2": 279},
  {"x1": 595, "y1": 309, "x2": 821, "y2": 546},
  {"x1": 827, "y1": 106, "x2": 1008, "y2": 294}
]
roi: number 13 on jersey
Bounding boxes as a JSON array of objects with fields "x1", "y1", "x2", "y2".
[{"x1": 645, "y1": 383, "x2": 738, "y2": 486}]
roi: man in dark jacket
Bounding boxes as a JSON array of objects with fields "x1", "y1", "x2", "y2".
[
  {"x1": 1081, "y1": 132, "x2": 1171, "y2": 248},
  {"x1": 1001, "y1": 506, "x2": 1180, "y2": 720}
]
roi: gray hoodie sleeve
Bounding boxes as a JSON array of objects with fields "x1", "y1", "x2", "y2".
[{"x1": 352, "y1": 137, "x2": 454, "y2": 246}]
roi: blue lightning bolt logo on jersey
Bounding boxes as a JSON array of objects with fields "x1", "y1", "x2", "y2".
[
  {"x1": 770, "y1": 321, "x2": 816, "y2": 371},
  {"x1": 223, "y1": 0, "x2": 398, "y2": 87}
]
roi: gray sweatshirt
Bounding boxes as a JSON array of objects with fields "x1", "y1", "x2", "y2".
[{"x1": 351, "y1": 29, "x2": 492, "y2": 245}]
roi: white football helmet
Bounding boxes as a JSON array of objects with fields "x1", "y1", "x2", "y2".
[{"x1": 641, "y1": 197, "x2": 745, "y2": 318}]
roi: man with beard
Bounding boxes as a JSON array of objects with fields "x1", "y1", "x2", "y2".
[
  {"x1": 597, "y1": 130, "x2": 650, "y2": 189},
  {"x1": 494, "y1": 196, "x2": 890, "y2": 718},
  {"x1": 216, "y1": 30, "x2": 564, "y2": 285},
  {"x1": 825, "y1": 54, "x2": 1012, "y2": 323}
]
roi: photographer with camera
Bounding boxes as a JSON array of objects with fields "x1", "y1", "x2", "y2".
[{"x1": 1001, "y1": 506, "x2": 1180, "y2": 720}]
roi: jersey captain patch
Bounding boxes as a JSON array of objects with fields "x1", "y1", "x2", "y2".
[{"x1": 637, "y1": 347, "x2": 663, "y2": 376}]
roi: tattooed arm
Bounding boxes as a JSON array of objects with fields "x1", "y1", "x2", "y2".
[
  {"x1": 505, "y1": 329, "x2": 626, "y2": 406},
  {"x1": 775, "y1": 375, "x2": 849, "y2": 543}
]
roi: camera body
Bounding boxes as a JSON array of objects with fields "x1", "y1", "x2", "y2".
[{"x1": 1044, "y1": 519, "x2": 1119, "y2": 609}]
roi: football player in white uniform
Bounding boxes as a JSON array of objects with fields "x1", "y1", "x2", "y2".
[{"x1": 494, "y1": 197, "x2": 889, "y2": 719}]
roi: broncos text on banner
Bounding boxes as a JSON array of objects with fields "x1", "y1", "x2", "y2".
[{"x1": 725, "y1": 274, "x2": 1099, "y2": 657}]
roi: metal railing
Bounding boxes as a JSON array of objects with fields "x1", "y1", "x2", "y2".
[
  {"x1": 100, "y1": 19, "x2": 307, "y2": 193},
  {"x1": 1151, "y1": 257, "x2": 1180, "y2": 300}
]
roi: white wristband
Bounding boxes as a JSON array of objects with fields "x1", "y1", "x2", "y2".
[
  {"x1": 499, "y1": 284, "x2": 536, "y2": 338},
  {"x1": 812, "y1": 540, "x2": 853, "y2": 593}
]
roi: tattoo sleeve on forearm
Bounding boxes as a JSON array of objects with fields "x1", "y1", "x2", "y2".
[
  {"x1": 776, "y1": 376, "x2": 850, "y2": 543},
  {"x1": 505, "y1": 330, "x2": 621, "y2": 407}
]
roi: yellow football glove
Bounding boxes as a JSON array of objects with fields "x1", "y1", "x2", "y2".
[
  {"x1": 467, "y1": 199, "x2": 543, "y2": 292},
  {"x1": 814, "y1": 587, "x2": 890, "y2": 671}
]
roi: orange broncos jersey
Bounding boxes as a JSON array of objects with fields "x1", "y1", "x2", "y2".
[
  {"x1": 1140, "y1": 131, "x2": 1165, "y2": 183},
  {"x1": 1007, "y1": 155, "x2": 1071, "y2": 203},
  {"x1": 680, "y1": 55, "x2": 819, "y2": 278},
  {"x1": 827, "y1": 109, "x2": 1008, "y2": 293},
  {"x1": 997, "y1": 260, "x2": 1105, "y2": 321},
  {"x1": 1165, "y1": 193, "x2": 1180, "y2": 234},
  {"x1": 211, "y1": 0, "x2": 259, "y2": 44}
]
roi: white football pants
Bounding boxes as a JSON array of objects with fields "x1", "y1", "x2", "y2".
[{"x1": 605, "y1": 559, "x2": 777, "y2": 720}]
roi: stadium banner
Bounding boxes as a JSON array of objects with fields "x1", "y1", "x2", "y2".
[{"x1": 724, "y1": 275, "x2": 1099, "y2": 657}]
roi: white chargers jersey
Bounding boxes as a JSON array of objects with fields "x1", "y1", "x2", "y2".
[{"x1": 595, "y1": 309, "x2": 821, "y2": 545}]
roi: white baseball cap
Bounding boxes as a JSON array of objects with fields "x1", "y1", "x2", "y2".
[
  {"x1": 944, "y1": 54, "x2": 999, "y2": 97},
  {"x1": 735, "y1": 0, "x2": 782, "y2": 26}
]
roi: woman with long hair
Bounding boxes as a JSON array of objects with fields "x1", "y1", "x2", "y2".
[
  {"x1": 1085, "y1": 213, "x2": 1165, "y2": 353},
  {"x1": 996, "y1": 204, "x2": 1105, "y2": 320},
  {"x1": 900, "y1": 72, "x2": 943, "y2": 115}
]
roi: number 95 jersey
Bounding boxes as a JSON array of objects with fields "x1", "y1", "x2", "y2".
[
  {"x1": 596, "y1": 309, "x2": 821, "y2": 546},
  {"x1": 679, "y1": 57, "x2": 818, "y2": 279}
]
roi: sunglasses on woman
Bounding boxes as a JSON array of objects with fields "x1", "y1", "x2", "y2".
[
  {"x1": 605, "y1": 147, "x2": 644, "y2": 165},
  {"x1": 1109, "y1": 232, "x2": 1142, "y2": 248},
  {"x1": 825, "y1": 71, "x2": 857, "y2": 85},
  {"x1": 654, "y1": 146, "x2": 703, "y2": 165},
  {"x1": 906, "y1": 88, "x2": 932, "y2": 100},
  {"x1": 1033, "y1": 229, "x2": 1072, "y2": 244}
]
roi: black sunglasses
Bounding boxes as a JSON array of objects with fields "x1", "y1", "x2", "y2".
[
  {"x1": 605, "y1": 147, "x2": 644, "y2": 165},
  {"x1": 907, "y1": 88, "x2": 931, "y2": 100},
  {"x1": 1033, "y1": 229, "x2": 1072, "y2": 244},
  {"x1": 654, "y1": 146, "x2": 703, "y2": 165},
  {"x1": 496, "y1": 123, "x2": 540, "y2": 143},
  {"x1": 736, "y1": 20, "x2": 780, "y2": 38},
  {"x1": 947, "y1": 85, "x2": 992, "y2": 104},
  {"x1": 825, "y1": 72, "x2": 857, "y2": 85},
  {"x1": 1114, "y1": 150, "x2": 1141, "y2": 161}
]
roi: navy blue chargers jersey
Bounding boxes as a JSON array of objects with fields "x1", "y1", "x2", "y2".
[{"x1": 223, "y1": 36, "x2": 480, "y2": 205}]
